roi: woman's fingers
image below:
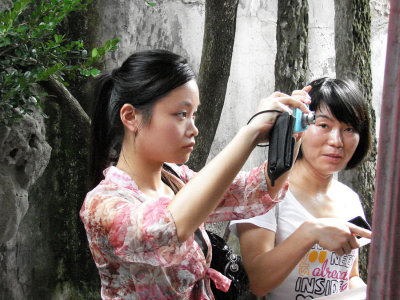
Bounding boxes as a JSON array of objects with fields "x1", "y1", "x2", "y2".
[
  {"x1": 292, "y1": 94, "x2": 311, "y2": 105},
  {"x1": 291, "y1": 85, "x2": 312, "y2": 111},
  {"x1": 335, "y1": 248, "x2": 345, "y2": 256},
  {"x1": 258, "y1": 87, "x2": 312, "y2": 116},
  {"x1": 272, "y1": 91, "x2": 291, "y2": 98},
  {"x1": 347, "y1": 222, "x2": 372, "y2": 239},
  {"x1": 275, "y1": 101, "x2": 293, "y2": 114},
  {"x1": 342, "y1": 241, "x2": 353, "y2": 254},
  {"x1": 266, "y1": 94, "x2": 310, "y2": 114},
  {"x1": 349, "y1": 235, "x2": 361, "y2": 250},
  {"x1": 249, "y1": 88, "x2": 312, "y2": 142},
  {"x1": 313, "y1": 218, "x2": 371, "y2": 256},
  {"x1": 336, "y1": 235, "x2": 359, "y2": 256}
]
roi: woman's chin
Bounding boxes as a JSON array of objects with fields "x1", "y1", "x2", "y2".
[{"x1": 168, "y1": 156, "x2": 190, "y2": 165}]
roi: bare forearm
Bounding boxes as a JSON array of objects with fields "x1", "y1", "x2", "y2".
[
  {"x1": 169, "y1": 91, "x2": 310, "y2": 242},
  {"x1": 169, "y1": 126, "x2": 259, "y2": 241},
  {"x1": 244, "y1": 223, "x2": 315, "y2": 296}
]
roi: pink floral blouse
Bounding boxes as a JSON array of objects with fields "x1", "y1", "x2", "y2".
[{"x1": 80, "y1": 163, "x2": 287, "y2": 299}]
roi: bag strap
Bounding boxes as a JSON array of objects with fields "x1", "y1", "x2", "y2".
[
  {"x1": 162, "y1": 164, "x2": 208, "y2": 258},
  {"x1": 162, "y1": 163, "x2": 181, "y2": 179},
  {"x1": 194, "y1": 229, "x2": 208, "y2": 258}
]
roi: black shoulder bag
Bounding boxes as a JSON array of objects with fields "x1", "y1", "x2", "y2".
[
  {"x1": 203, "y1": 230, "x2": 250, "y2": 300},
  {"x1": 194, "y1": 228, "x2": 250, "y2": 300},
  {"x1": 162, "y1": 164, "x2": 250, "y2": 300}
]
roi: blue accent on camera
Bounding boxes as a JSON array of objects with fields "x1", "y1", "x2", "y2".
[{"x1": 293, "y1": 108, "x2": 310, "y2": 133}]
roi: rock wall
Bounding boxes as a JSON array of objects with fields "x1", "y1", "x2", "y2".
[{"x1": 0, "y1": 110, "x2": 51, "y2": 299}]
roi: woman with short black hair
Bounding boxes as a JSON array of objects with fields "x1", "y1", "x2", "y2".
[{"x1": 231, "y1": 77, "x2": 372, "y2": 299}]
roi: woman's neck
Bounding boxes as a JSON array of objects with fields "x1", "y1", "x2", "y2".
[
  {"x1": 289, "y1": 160, "x2": 340, "y2": 218},
  {"x1": 289, "y1": 159, "x2": 334, "y2": 195},
  {"x1": 116, "y1": 146, "x2": 172, "y2": 198}
]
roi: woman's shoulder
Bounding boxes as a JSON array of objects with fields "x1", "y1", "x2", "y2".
[
  {"x1": 84, "y1": 180, "x2": 136, "y2": 208},
  {"x1": 330, "y1": 179, "x2": 360, "y2": 202},
  {"x1": 84, "y1": 167, "x2": 144, "y2": 205},
  {"x1": 87, "y1": 179, "x2": 120, "y2": 196}
]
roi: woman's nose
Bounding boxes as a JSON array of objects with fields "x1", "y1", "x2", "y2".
[
  {"x1": 328, "y1": 128, "x2": 343, "y2": 147},
  {"x1": 186, "y1": 118, "x2": 199, "y2": 137}
]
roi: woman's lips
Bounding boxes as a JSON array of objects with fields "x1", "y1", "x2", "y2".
[
  {"x1": 323, "y1": 153, "x2": 342, "y2": 162},
  {"x1": 183, "y1": 143, "x2": 195, "y2": 151}
]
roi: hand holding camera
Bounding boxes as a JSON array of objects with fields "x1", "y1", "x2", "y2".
[
  {"x1": 267, "y1": 87, "x2": 314, "y2": 186},
  {"x1": 292, "y1": 107, "x2": 316, "y2": 133}
]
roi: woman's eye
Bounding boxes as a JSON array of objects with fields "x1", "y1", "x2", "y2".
[
  {"x1": 176, "y1": 112, "x2": 187, "y2": 118},
  {"x1": 318, "y1": 123, "x2": 328, "y2": 129},
  {"x1": 345, "y1": 127, "x2": 354, "y2": 132}
]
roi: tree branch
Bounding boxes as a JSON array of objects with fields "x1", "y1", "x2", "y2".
[{"x1": 38, "y1": 75, "x2": 91, "y2": 137}]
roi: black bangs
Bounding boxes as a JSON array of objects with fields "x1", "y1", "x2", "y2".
[
  {"x1": 298, "y1": 77, "x2": 371, "y2": 169},
  {"x1": 309, "y1": 78, "x2": 366, "y2": 133}
]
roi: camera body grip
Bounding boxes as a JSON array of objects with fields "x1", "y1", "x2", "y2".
[
  {"x1": 267, "y1": 108, "x2": 315, "y2": 186},
  {"x1": 267, "y1": 112, "x2": 295, "y2": 186}
]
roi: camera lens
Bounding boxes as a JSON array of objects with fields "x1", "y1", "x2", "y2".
[{"x1": 301, "y1": 112, "x2": 316, "y2": 127}]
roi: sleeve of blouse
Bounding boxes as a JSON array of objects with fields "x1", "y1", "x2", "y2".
[
  {"x1": 205, "y1": 161, "x2": 288, "y2": 223},
  {"x1": 80, "y1": 185, "x2": 197, "y2": 268}
]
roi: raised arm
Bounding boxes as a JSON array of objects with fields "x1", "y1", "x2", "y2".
[{"x1": 168, "y1": 92, "x2": 310, "y2": 242}]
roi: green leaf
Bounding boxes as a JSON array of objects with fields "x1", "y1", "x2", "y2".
[
  {"x1": 91, "y1": 48, "x2": 98, "y2": 58},
  {"x1": 145, "y1": 1, "x2": 157, "y2": 7},
  {"x1": 17, "y1": 25, "x2": 28, "y2": 33},
  {"x1": 80, "y1": 69, "x2": 91, "y2": 76},
  {"x1": 90, "y1": 68, "x2": 100, "y2": 76},
  {"x1": 54, "y1": 34, "x2": 64, "y2": 43},
  {"x1": 0, "y1": 0, "x2": 120, "y2": 125}
]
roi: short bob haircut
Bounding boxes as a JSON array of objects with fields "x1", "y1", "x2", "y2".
[{"x1": 297, "y1": 77, "x2": 371, "y2": 169}]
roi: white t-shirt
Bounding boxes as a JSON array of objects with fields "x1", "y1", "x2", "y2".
[{"x1": 230, "y1": 180, "x2": 367, "y2": 300}]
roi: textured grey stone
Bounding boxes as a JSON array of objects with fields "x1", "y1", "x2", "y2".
[
  {"x1": 0, "y1": 0, "x2": 12, "y2": 11},
  {"x1": 0, "y1": 111, "x2": 51, "y2": 243}
]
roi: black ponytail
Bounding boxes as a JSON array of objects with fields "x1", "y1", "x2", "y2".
[{"x1": 89, "y1": 71, "x2": 123, "y2": 188}]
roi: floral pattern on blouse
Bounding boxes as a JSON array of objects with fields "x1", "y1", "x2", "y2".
[{"x1": 80, "y1": 163, "x2": 288, "y2": 299}]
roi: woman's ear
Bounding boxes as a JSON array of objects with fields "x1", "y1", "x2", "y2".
[{"x1": 120, "y1": 104, "x2": 139, "y2": 133}]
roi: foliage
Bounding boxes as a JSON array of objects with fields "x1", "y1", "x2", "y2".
[
  {"x1": 144, "y1": 1, "x2": 157, "y2": 6},
  {"x1": 0, "y1": 0, "x2": 119, "y2": 125}
]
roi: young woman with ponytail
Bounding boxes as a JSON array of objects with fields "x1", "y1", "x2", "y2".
[{"x1": 80, "y1": 49, "x2": 312, "y2": 299}]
